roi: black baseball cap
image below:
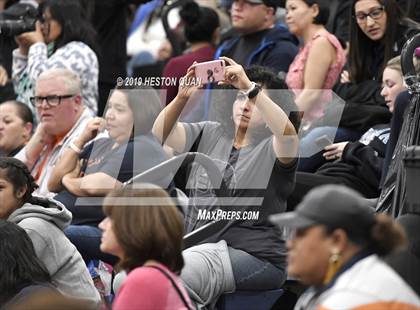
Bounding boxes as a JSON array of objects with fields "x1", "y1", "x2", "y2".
[
  {"x1": 270, "y1": 185, "x2": 376, "y2": 235},
  {"x1": 246, "y1": 0, "x2": 282, "y2": 9}
]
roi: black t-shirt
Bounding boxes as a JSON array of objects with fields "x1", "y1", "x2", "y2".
[
  {"x1": 182, "y1": 122, "x2": 297, "y2": 269},
  {"x1": 54, "y1": 134, "x2": 169, "y2": 225},
  {"x1": 228, "y1": 29, "x2": 270, "y2": 68}
]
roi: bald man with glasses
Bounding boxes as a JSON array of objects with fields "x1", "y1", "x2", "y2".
[{"x1": 15, "y1": 68, "x2": 93, "y2": 197}]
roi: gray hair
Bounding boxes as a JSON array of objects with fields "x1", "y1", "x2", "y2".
[{"x1": 37, "y1": 68, "x2": 82, "y2": 95}]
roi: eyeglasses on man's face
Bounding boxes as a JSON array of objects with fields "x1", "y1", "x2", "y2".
[
  {"x1": 354, "y1": 6, "x2": 385, "y2": 24},
  {"x1": 29, "y1": 94, "x2": 76, "y2": 108}
]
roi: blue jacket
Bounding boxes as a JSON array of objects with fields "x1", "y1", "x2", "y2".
[{"x1": 215, "y1": 23, "x2": 299, "y2": 74}]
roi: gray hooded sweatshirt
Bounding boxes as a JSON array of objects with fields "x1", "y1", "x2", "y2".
[{"x1": 8, "y1": 197, "x2": 101, "y2": 305}]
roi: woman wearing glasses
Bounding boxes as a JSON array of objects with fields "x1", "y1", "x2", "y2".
[
  {"x1": 12, "y1": 0, "x2": 99, "y2": 116},
  {"x1": 299, "y1": 0, "x2": 420, "y2": 172},
  {"x1": 345, "y1": 0, "x2": 419, "y2": 84}
]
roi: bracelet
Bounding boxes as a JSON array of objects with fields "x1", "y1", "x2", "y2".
[
  {"x1": 245, "y1": 82, "x2": 261, "y2": 99},
  {"x1": 246, "y1": 82, "x2": 261, "y2": 99},
  {"x1": 68, "y1": 141, "x2": 82, "y2": 154}
]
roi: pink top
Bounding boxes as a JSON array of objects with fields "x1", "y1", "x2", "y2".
[
  {"x1": 286, "y1": 29, "x2": 345, "y2": 121},
  {"x1": 113, "y1": 263, "x2": 193, "y2": 310}
]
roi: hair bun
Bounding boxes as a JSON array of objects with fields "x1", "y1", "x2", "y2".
[{"x1": 180, "y1": 1, "x2": 200, "y2": 25}]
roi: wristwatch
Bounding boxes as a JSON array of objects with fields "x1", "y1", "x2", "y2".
[{"x1": 245, "y1": 82, "x2": 261, "y2": 99}]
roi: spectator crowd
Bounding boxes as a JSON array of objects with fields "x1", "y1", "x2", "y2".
[{"x1": 0, "y1": 0, "x2": 419, "y2": 309}]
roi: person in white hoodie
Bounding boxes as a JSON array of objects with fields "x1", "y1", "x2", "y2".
[{"x1": 0, "y1": 157, "x2": 100, "y2": 306}]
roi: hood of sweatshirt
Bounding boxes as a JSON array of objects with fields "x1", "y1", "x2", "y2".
[{"x1": 8, "y1": 196, "x2": 72, "y2": 230}]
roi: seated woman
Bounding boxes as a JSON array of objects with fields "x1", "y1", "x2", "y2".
[
  {"x1": 0, "y1": 100, "x2": 33, "y2": 156},
  {"x1": 271, "y1": 184, "x2": 420, "y2": 309},
  {"x1": 153, "y1": 59, "x2": 300, "y2": 307},
  {"x1": 287, "y1": 56, "x2": 409, "y2": 210},
  {"x1": 99, "y1": 185, "x2": 194, "y2": 310},
  {"x1": 0, "y1": 220, "x2": 57, "y2": 308},
  {"x1": 299, "y1": 0, "x2": 420, "y2": 172},
  {"x1": 48, "y1": 86, "x2": 169, "y2": 263},
  {"x1": 0, "y1": 157, "x2": 100, "y2": 305},
  {"x1": 285, "y1": 0, "x2": 345, "y2": 124}
]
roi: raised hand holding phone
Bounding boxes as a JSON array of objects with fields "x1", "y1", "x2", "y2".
[
  {"x1": 193, "y1": 59, "x2": 226, "y2": 84},
  {"x1": 177, "y1": 62, "x2": 204, "y2": 100},
  {"x1": 218, "y1": 56, "x2": 252, "y2": 90}
]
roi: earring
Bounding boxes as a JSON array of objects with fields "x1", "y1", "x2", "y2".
[{"x1": 323, "y1": 249, "x2": 343, "y2": 285}]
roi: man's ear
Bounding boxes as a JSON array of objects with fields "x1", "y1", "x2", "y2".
[
  {"x1": 74, "y1": 94, "x2": 83, "y2": 111},
  {"x1": 265, "y1": 6, "x2": 275, "y2": 21}
]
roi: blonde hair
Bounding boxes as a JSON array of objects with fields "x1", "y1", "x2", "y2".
[
  {"x1": 385, "y1": 56, "x2": 402, "y2": 75},
  {"x1": 386, "y1": 55, "x2": 420, "y2": 76},
  {"x1": 37, "y1": 68, "x2": 82, "y2": 95}
]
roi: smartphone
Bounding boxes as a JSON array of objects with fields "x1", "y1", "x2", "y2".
[
  {"x1": 314, "y1": 135, "x2": 333, "y2": 149},
  {"x1": 194, "y1": 60, "x2": 225, "y2": 84}
]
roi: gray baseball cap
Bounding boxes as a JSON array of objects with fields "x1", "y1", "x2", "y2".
[{"x1": 270, "y1": 185, "x2": 376, "y2": 235}]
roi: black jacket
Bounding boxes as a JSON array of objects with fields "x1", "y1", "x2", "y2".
[
  {"x1": 215, "y1": 23, "x2": 299, "y2": 74},
  {"x1": 317, "y1": 126, "x2": 390, "y2": 198}
]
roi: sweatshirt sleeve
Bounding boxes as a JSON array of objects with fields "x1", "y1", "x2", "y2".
[{"x1": 19, "y1": 224, "x2": 60, "y2": 275}]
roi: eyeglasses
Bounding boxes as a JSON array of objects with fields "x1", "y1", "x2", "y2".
[
  {"x1": 235, "y1": 92, "x2": 248, "y2": 102},
  {"x1": 29, "y1": 94, "x2": 76, "y2": 107},
  {"x1": 354, "y1": 6, "x2": 385, "y2": 24}
]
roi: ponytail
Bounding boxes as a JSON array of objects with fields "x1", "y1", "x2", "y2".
[{"x1": 369, "y1": 213, "x2": 407, "y2": 256}]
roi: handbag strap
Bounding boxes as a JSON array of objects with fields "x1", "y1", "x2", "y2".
[{"x1": 146, "y1": 265, "x2": 193, "y2": 310}]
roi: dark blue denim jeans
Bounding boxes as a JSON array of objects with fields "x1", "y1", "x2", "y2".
[
  {"x1": 298, "y1": 126, "x2": 361, "y2": 172},
  {"x1": 64, "y1": 225, "x2": 118, "y2": 265},
  {"x1": 228, "y1": 247, "x2": 286, "y2": 290}
]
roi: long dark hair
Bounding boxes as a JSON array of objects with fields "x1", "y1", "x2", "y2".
[
  {"x1": 211, "y1": 66, "x2": 300, "y2": 144},
  {"x1": 0, "y1": 157, "x2": 38, "y2": 205},
  {"x1": 40, "y1": 0, "x2": 98, "y2": 54},
  {"x1": 348, "y1": 0, "x2": 405, "y2": 83},
  {"x1": 0, "y1": 220, "x2": 51, "y2": 305},
  {"x1": 112, "y1": 85, "x2": 162, "y2": 138}
]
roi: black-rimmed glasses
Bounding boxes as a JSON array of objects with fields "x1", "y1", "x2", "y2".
[
  {"x1": 354, "y1": 6, "x2": 385, "y2": 24},
  {"x1": 29, "y1": 94, "x2": 76, "y2": 108}
]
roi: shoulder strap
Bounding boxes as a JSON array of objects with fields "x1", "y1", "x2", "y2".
[{"x1": 147, "y1": 265, "x2": 193, "y2": 310}]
